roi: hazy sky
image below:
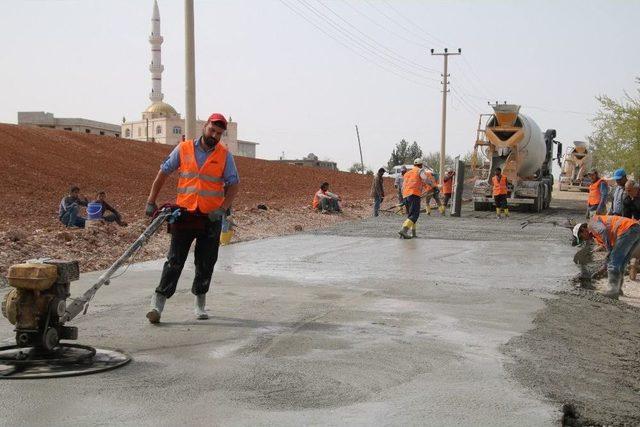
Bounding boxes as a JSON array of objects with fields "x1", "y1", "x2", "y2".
[{"x1": 1, "y1": 0, "x2": 639, "y2": 171}]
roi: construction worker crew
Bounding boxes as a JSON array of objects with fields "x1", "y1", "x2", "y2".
[
  {"x1": 422, "y1": 168, "x2": 444, "y2": 216},
  {"x1": 586, "y1": 168, "x2": 608, "y2": 217},
  {"x1": 573, "y1": 215, "x2": 640, "y2": 299},
  {"x1": 492, "y1": 167, "x2": 509, "y2": 218},
  {"x1": 144, "y1": 113, "x2": 239, "y2": 323},
  {"x1": 491, "y1": 168, "x2": 509, "y2": 218},
  {"x1": 442, "y1": 168, "x2": 455, "y2": 208},
  {"x1": 608, "y1": 168, "x2": 627, "y2": 216},
  {"x1": 398, "y1": 158, "x2": 431, "y2": 239}
]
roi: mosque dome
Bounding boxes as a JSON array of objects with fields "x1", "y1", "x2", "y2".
[{"x1": 144, "y1": 101, "x2": 178, "y2": 117}]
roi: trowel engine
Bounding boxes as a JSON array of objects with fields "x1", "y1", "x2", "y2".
[
  {"x1": 1, "y1": 207, "x2": 180, "y2": 353},
  {"x1": 2, "y1": 260, "x2": 80, "y2": 351}
]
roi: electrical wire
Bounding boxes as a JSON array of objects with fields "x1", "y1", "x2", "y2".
[
  {"x1": 278, "y1": 0, "x2": 439, "y2": 88},
  {"x1": 316, "y1": 0, "x2": 441, "y2": 74},
  {"x1": 295, "y1": 0, "x2": 439, "y2": 82},
  {"x1": 380, "y1": 0, "x2": 450, "y2": 46}
]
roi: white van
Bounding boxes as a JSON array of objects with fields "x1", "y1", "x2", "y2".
[{"x1": 390, "y1": 164, "x2": 414, "y2": 179}]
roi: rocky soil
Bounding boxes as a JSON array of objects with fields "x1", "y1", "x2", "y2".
[{"x1": 0, "y1": 124, "x2": 395, "y2": 278}]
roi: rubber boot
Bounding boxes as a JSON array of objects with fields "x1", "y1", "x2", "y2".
[
  {"x1": 195, "y1": 294, "x2": 209, "y2": 320},
  {"x1": 503, "y1": 208, "x2": 510, "y2": 218},
  {"x1": 411, "y1": 223, "x2": 417, "y2": 238},
  {"x1": 438, "y1": 205, "x2": 445, "y2": 216},
  {"x1": 146, "y1": 292, "x2": 166, "y2": 324},
  {"x1": 602, "y1": 271, "x2": 621, "y2": 299},
  {"x1": 398, "y1": 219, "x2": 413, "y2": 239},
  {"x1": 426, "y1": 206, "x2": 431, "y2": 216},
  {"x1": 496, "y1": 208, "x2": 501, "y2": 219}
]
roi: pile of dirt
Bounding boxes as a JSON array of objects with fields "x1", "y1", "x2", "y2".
[{"x1": 0, "y1": 124, "x2": 395, "y2": 275}]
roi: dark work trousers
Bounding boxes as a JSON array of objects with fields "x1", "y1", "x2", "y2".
[
  {"x1": 443, "y1": 193, "x2": 452, "y2": 207},
  {"x1": 155, "y1": 219, "x2": 222, "y2": 298},
  {"x1": 406, "y1": 194, "x2": 421, "y2": 224}
]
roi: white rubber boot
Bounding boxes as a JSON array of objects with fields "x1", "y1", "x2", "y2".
[
  {"x1": 602, "y1": 272, "x2": 621, "y2": 299},
  {"x1": 195, "y1": 294, "x2": 209, "y2": 320},
  {"x1": 146, "y1": 293, "x2": 166, "y2": 324}
]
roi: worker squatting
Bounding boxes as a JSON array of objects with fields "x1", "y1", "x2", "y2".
[{"x1": 571, "y1": 167, "x2": 640, "y2": 300}]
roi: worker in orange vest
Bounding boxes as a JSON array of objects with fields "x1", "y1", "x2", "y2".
[
  {"x1": 442, "y1": 168, "x2": 455, "y2": 209},
  {"x1": 144, "y1": 113, "x2": 240, "y2": 323},
  {"x1": 492, "y1": 167, "x2": 509, "y2": 218},
  {"x1": 422, "y1": 168, "x2": 444, "y2": 216},
  {"x1": 586, "y1": 169, "x2": 608, "y2": 218},
  {"x1": 573, "y1": 215, "x2": 640, "y2": 299},
  {"x1": 399, "y1": 158, "x2": 431, "y2": 239}
]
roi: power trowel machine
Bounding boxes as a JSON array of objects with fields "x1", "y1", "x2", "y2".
[{"x1": 0, "y1": 207, "x2": 180, "y2": 378}]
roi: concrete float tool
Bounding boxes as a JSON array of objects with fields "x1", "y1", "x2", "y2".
[{"x1": 0, "y1": 207, "x2": 181, "y2": 379}]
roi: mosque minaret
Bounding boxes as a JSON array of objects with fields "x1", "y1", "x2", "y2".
[{"x1": 149, "y1": 0, "x2": 164, "y2": 103}]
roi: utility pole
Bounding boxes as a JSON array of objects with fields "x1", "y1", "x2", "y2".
[
  {"x1": 184, "y1": 0, "x2": 196, "y2": 139},
  {"x1": 431, "y1": 48, "x2": 461, "y2": 184},
  {"x1": 355, "y1": 125, "x2": 364, "y2": 174}
]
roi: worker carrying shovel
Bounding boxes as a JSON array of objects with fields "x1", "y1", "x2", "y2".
[
  {"x1": 573, "y1": 215, "x2": 640, "y2": 299},
  {"x1": 144, "y1": 113, "x2": 240, "y2": 323},
  {"x1": 399, "y1": 158, "x2": 433, "y2": 239}
]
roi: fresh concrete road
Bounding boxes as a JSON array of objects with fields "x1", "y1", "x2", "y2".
[{"x1": 0, "y1": 211, "x2": 578, "y2": 426}]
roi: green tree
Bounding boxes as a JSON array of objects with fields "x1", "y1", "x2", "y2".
[
  {"x1": 421, "y1": 151, "x2": 454, "y2": 174},
  {"x1": 407, "y1": 141, "x2": 423, "y2": 162},
  {"x1": 387, "y1": 139, "x2": 409, "y2": 170},
  {"x1": 348, "y1": 162, "x2": 371, "y2": 174},
  {"x1": 590, "y1": 78, "x2": 640, "y2": 176}
]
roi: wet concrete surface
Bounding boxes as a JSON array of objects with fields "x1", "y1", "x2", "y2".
[{"x1": 0, "y1": 200, "x2": 610, "y2": 426}]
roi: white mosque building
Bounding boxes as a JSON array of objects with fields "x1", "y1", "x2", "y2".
[{"x1": 122, "y1": 1, "x2": 257, "y2": 158}]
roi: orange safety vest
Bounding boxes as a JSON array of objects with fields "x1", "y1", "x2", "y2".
[
  {"x1": 492, "y1": 175, "x2": 508, "y2": 196},
  {"x1": 313, "y1": 190, "x2": 326, "y2": 209},
  {"x1": 588, "y1": 178, "x2": 604, "y2": 206},
  {"x1": 590, "y1": 215, "x2": 638, "y2": 248},
  {"x1": 422, "y1": 171, "x2": 437, "y2": 193},
  {"x1": 402, "y1": 167, "x2": 423, "y2": 198},
  {"x1": 443, "y1": 176, "x2": 453, "y2": 195},
  {"x1": 176, "y1": 139, "x2": 228, "y2": 214}
]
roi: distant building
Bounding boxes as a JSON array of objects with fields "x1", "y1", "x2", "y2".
[
  {"x1": 18, "y1": 111, "x2": 121, "y2": 137},
  {"x1": 121, "y1": 1, "x2": 258, "y2": 157},
  {"x1": 274, "y1": 153, "x2": 338, "y2": 170}
]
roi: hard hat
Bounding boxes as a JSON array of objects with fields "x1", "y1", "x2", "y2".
[
  {"x1": 413, "y1": 158, "x2": 423, "y2": 165},
  {"x1": 208, "y1": 113, "x2": 228, "y2": 129},
  {"x1": 572, "y1": 223, "x2": 585, "y2": 244},
  {"x1": 612, "y1": 168, "x2": 626, "y2": 180}
]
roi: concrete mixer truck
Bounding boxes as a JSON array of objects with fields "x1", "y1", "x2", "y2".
[
  {"x1": 558, "y1": 141, "x2": 592, "y2": 191},
  {"x1": 471, "y1": 104, "x2": 562, "y2": 212}
]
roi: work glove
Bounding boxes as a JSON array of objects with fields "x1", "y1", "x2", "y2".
[
  {"x1": 145, "y1": 202, "x2": 157, "y2": 217},
  {"x1": 208, "y1": 208, "x2": 226, "y2": 222}
]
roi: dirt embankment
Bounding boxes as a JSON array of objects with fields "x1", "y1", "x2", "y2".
[{"x1": 0, "y1": 124, "x2": 395, "y2": 276}]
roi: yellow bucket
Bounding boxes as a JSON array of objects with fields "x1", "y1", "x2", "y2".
[{"x1": 220, "y1": 230, "x2": 234, "y2": 246}]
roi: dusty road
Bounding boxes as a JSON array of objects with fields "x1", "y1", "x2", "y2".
[{"x1": 1, "y1": 192, "x2": 638, "y2": 426}]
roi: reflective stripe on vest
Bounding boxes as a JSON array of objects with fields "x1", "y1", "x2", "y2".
[
  {"x1": 588, "y1": 178, "x2": 603, "y2": 206},
  {"x1": 592, "y1": 215, "x2": 638, "y2": 248},
  {"x1": 176, "y1": 139, "x2": 228, "y2": 213},
  {"x1": 492, "y1": 175, "x2": 508, "y2": 196},
  {"x1": 402, "y1": 167, "x2": 423, "y2": 198}
]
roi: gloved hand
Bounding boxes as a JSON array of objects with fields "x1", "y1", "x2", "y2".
[
  {"x1": 145, "y1": 202, "x2": 157, "y2": 217},
  {"x1": 208, "y1": 208, "x2": 226, "y2": 222}
]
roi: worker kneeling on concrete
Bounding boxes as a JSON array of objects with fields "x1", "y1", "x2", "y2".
[
  {"x1": 573, "y1": 215, "x2": 640, "y2": 299},
  {"x1": 399, "y1": 158, "x2": 430, "y2": 239},
  {"x1": 144, "y1": 113, "x2": 240, "y2": 323}
]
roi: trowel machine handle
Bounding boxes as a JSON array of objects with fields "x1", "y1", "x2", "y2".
[{"x1": 61, "y1": 207, "x2": 181, "y2": 322}]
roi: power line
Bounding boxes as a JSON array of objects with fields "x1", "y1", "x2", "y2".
[
  {"x1": 381, "y1": 0, "x2": 450, "y2": 46},
  {"x1": 340, "y1": 1, "x2": 432, "y2": 49},
  {"x1": 295, "y1": 0, "x2": 439, "y2": 82},
  {"x1": 278, "y1": 0, "x2": 438, "y2": 88},
  {"x1": 316, "y1": 0, "x2": 441, "y2": 75},
  {"x1": 365, "y1": 0, "x2": 445, "y2": 47}
]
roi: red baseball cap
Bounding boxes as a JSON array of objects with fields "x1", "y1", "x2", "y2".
[{"x1": 208, "y1": 113, "x2": 228, "y2": 129}]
